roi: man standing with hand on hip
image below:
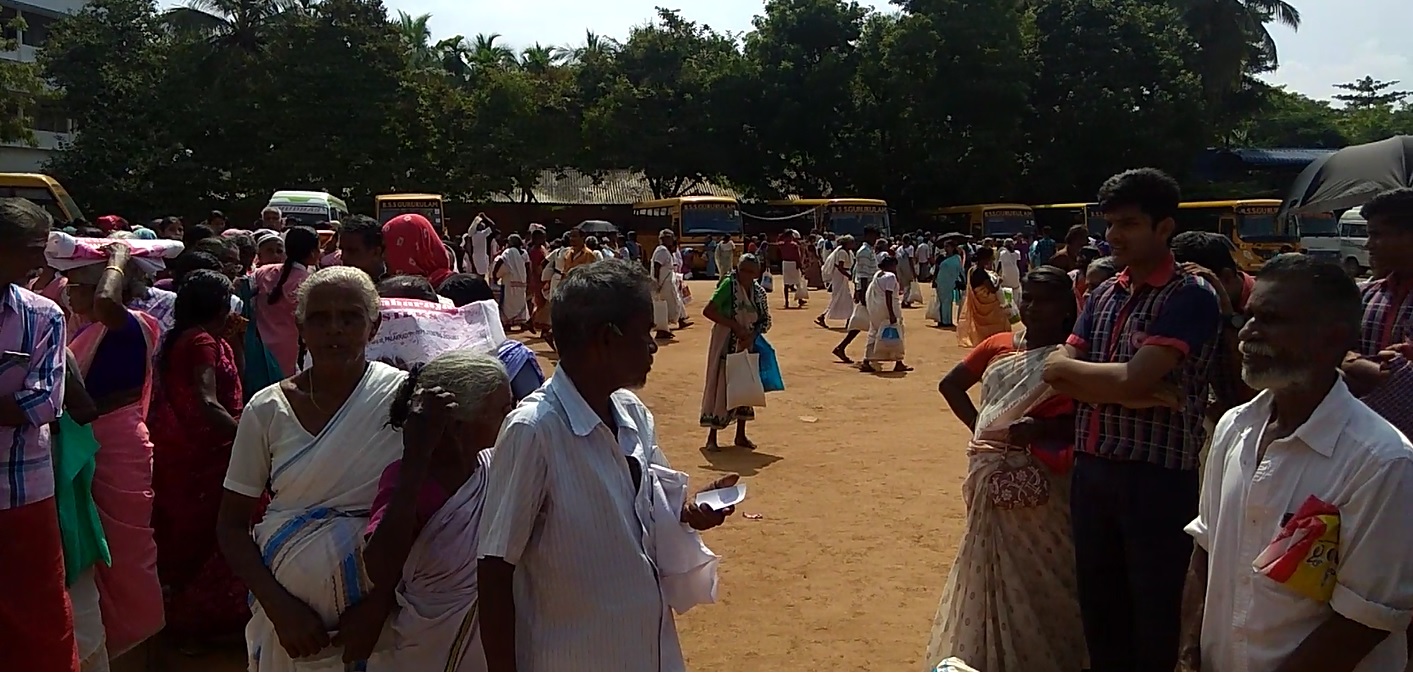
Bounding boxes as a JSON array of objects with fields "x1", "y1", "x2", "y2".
[{"x1": 1042, "y1": 169, "x2": 1223, "y2": 670}]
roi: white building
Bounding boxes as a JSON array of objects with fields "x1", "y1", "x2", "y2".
[{"x1": 1, "y1": 0, "x2": 86, "y2": 172}]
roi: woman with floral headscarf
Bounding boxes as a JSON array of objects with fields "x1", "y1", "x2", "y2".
[{"x1": 383, "y1": 214, "x2": 454, "y2": 287}]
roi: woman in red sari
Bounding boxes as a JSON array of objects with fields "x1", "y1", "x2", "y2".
[{"x1": 148, "y1": 270, "x2": 249, "y2": 648}]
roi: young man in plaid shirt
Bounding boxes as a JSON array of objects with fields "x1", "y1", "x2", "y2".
[
  {"x1": 1343, "y1": 188, "x2": 1413, "y2": 436},
  {"x1": 1042, "y1": 169, "x2": 1222, "y2": 670}
]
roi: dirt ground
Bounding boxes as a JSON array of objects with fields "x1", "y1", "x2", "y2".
[{"x1": 132, "y1": 279, "x2": 978, "y2": 672}]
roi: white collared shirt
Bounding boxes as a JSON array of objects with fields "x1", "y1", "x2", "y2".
[
  {"x1": 478, "y1": 371, "x2": 686, "y2": 671},
  {"x1": 1186, "y1": 379, "x2": 1413, "y2": 671}
]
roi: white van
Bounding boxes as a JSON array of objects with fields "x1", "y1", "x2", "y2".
[
  {"x1": 1338, "y1": 208, "x2": 1369, "y2": 277},
  {"x1": 265, "y1": 190, "x2": 349, "y2": 228}
]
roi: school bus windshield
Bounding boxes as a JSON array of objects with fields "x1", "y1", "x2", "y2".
[
  {"x1": 827, "y1": 209, "x2": 888, "y2": 238},
  {"x1": 1235, "y1": 206, "x2": 1295, "y2": 242},
  {"x1": 681, "y1": 203, "x2": 742, "y2": 235},
  {"x1": 983, "y1": 209, "x2": 1035, "y2": 237},
  {"x1": 1296, "y1": 214, "x2": 1338, "y2": 236}
]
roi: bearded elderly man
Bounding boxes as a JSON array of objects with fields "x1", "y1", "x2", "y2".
[
  {"x1": 477, "y1": 259, "x2": 736, "y2": 671},
  {"x1": 1180, "y1": 254, "x2": 1413, "y2": 671}
]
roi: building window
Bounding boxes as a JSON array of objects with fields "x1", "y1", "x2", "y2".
[
  {"x1": 1, "y1": 6, "x2": 19, "y2": 44},
  {"x1": 31, "y1": 100, "x2": 69, "y2": 134},
  {"x1": 21, "y1": 13, "x2": 51, "y2": 48}
]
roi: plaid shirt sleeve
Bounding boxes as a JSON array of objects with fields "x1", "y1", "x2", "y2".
[{"x1": 14, "y1": 307, "x2": 65, "y2": 428}]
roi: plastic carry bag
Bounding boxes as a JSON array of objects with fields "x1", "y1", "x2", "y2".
[
  {"x1": 872, "y1": 324, "x2": 905, "y2": 361},
  {"x1": 754, "y1": 334, "x2": 784, "y2": 392},
  {"x1": 725, "y1": 351, "x2": 767, "y2": 409},
  {"x1": 761, "y1": 271, "x2": 774, "y2": 293},
  {"x1": 652, "y1": 299, "x2": 669, "y2": 330}
]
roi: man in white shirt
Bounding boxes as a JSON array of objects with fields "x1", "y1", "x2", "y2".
[
  {"x1": 464, "y1": 215, "x2": 493, "y2": 275},
  {"x1": 1181, "y1": 254, "x2": 1413, "y2": 671},
  {"x1": 477, "y1": 259, "x2": 735, "y2": 671}
]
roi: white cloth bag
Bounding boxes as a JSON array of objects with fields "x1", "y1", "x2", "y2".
[
  {"x1": 653, "y1": 299, "x2": 669, "y2": 329},
  {"x1": 925, "y1": 294, "x2": 942, "y2": 323},
  {"x1": 846, "y1": 302, "x2": 871, "y2": 332},
  {"x1": 725, "y1": 351, "x2": 767, "y2": 410}
]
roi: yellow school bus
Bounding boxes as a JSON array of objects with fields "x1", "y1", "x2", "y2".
[
  {"x1": 375, "y1": 193, "x2": 446, "y2": 232},
  {"x1": 758, "y1": 198, "x2": 891, "y2": 238},
  {"x1": 926, "y1": 204, "x2": 1035, "y2": 239},
  {"x1": 632, "y1": 196, "x2": 743, "y2": 273},
  {"x1": 1033, "y1": 202, "x2": 1106, "y2": 239},
  {"x1": 1176, "y1": 199, "x2": 1299, "y2": 272},
  {"x1": 0, "y1": 173, "x2": 84, "y2": 224}
]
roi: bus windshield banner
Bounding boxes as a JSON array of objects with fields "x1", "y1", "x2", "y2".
[
  {"x1": 1236, "y1": 205, "x2": 1280, "y2": 216},
  {"x1": 383, "y1": 200, "x2": 441, "y2": 210},
  {"x1": 832, "y1": 205, "x2": 885, "y2": 214}
]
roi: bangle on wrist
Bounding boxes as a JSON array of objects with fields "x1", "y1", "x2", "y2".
[{"x1": 105, "y1": 265, "x2": 125, "y2": 275}]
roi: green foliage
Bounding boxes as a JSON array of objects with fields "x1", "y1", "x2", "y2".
[{"x1": 29, "y1": 0, "x2": 1411, "y2": 220}]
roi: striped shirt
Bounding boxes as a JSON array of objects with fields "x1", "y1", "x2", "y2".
[
  {"x1": 1066, "y1": 255, "x2": 1221, "y2": 470},
  {"x1": 853, "y1": 243, "x2": 878, "y2": 283},
  {"x1": 0, "y1": 284, "x2": 66, "y2": 509},
  {"x1": 478, "y1": 371, "x2": 687, "y2": 671},
  {"x1": 1356, "y1": 276, "x2": 1413, "y2": 435}
]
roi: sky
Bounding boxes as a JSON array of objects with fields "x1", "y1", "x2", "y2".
[{"x1": 159, "y1": 0, "x2": 1413, "y2": 102}]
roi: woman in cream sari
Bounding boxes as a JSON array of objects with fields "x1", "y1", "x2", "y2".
[
  {"x1": 928, "y1": 267, "x2": 1085, "y2": 671},
  {"x1": 700, "y1": 255, "x2": 771, "y2": 452},
  {"x1": 61, "y1": 243, "x2": 165, "y2": 658},
  {"x1": 358, "y1": 351, "x2": 513, "y2": 671},
  {"x1": 217, "y1": 266, "x2": 406, "y2": 671},
  {"x1": 957, "y1": 246, "x2": 1011, "y2": 348},
  {"x1": 491, "y1": 234, "x2": 530, "y2": 331}
]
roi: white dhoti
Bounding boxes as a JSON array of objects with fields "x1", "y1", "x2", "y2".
[
  {"x1": 654, "y1": 270, "x2": 682, "y2": 330},
  {"x1": 501, "y1": 282, "x2": 529, "y2": 323},
  {"x1": 783, "y1": 261, "x2": 803, "y2": 291},
  {"x1": 825, "y1": 273, "x2": 853, "y2": 321},
  {"x1": 71, "y1": 567, "x2": 109, "y2": 671}
]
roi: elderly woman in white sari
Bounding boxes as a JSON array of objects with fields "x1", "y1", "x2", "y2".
[
  {"x1": 347, "y1": 350, "x2": 513, "y2": 671},
  {"x1": 700, "y1": 254, "x2": 772, "y2": 452},
  {"x1": 217, "y1": 266, "x2": 407, "y2": 671},
  {"x1": 491, "y1": 234, "x2": 531, "y2": 331},
  {"x1": 862, "y1": 253, "x2": 912, "y2": 373}
]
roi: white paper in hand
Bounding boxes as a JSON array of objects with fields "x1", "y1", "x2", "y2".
[{"x1": 693, "y1": 484, "x2": 747, "y2": 511}]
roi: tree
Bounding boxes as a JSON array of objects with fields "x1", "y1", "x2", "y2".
[
  {"x1": 0, "y1": 14, "x2": 43, "y2": 145},
  {"x1": 1333, "y1": 76, "x2": 1411, "y2": 109},
  {"x1": 1025, "y1": 0, "x2": 1206, "y2": 200},
  {"x1": 738, "y1": 0, "x2": 872, "y2": 198},
  {"x1": 1180, "y1": 0, "x2": 1301, "y2": 140},
  {"x1": 162, "y1": 0, "x2": 300, "y2": 53},
  {"x1": 1236, "y1": 87, "x2": 1346, "y2": 147},
  {"x1": 582, "y1": 9, "x2": 747, "y2": 198},
  {"x1": 391, "y1": 10, "x2": 436, "y2": 70}
]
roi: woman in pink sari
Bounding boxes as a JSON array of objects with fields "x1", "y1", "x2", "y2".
[{"x1": 62, "y1": 243, "x2": 165, "y2": 658}]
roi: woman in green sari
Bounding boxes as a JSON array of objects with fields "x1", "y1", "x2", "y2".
[{"x1": 699, "y1": 254, "x2": 772, "y2": 452}]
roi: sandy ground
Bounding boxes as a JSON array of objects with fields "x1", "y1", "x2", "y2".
[{"x1": 126, "y1": 279, "x2": 978, "y2": 672}]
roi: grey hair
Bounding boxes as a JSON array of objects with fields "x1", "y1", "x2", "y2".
[
  {"x1": 837, "y1": 235, "x2": 855, "y2": 247},
  {"x1": 0, "y1": 197, "x2": 52, "y2": 241},
  {"x1": 295, "y1": 265, "x2": 379, "y2": 323},
  {"x1": 737, "y1": 253, "x2": 761, "y2": 270},
  {"x1": 659, "y1": 229, "x2": 674, "y2": 239},
  {"x1": 261, "y1": 206, "x2": 282, "y2": 217},
  {"x1": 506, "y1": 233, "x2": 523, "y2": 248},
  {"x1": 418, "y1": 350, "x2": 509, "y2": 421},
  {"x1": 550, "y1": 258, "x2": 653, "y2": 353}
]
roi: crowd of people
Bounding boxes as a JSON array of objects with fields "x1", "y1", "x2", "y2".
[
  {"x1": 0, "y1": 201, "x2": 735, "y2": 671},
  {"x1": 5, "y1": 166, "x2": 1413, "y2": 674}
]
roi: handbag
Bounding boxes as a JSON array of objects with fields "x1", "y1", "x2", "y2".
[
  {"x1": 754, "y1": 334, "x2": 784, "y2": 392},
  {"x1": 925, "y1": 294, "x2": 942, "y2": 322},
  {"x1": 872, "y1": 324, "x2": 905, "y2": 361},
  {"x1": 987, "y1": 460, "x2": 1050, "y2": 509},
  {"x1": 725, "y1": 351, "x2": 767, "y2": 410},
  {"x1": 652, "y1": 298, "x2": 669, "y2": 329}
]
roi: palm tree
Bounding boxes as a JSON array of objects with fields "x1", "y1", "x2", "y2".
[
  {"x1": 519, "y1": 43, "x2": 559, "y2": 73},
  {"x1": 557, "y1": 29, "x2": 618, "y2": 64},
  {"x1": 392, "y1": 10, "x2": 437, "y2": 70},
  {"x1": 162, "y1": 0, "x2": 300, "y2": 53},
  {"x1": 467, "y1": 33, "x2": 516, "y2": 70},
  {"x1": 1182, "y1": 0, "x2": 1301, "y2": 94}
]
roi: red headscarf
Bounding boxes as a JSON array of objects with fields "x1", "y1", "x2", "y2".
[
  {"x1": 96, "y1": 214, "x2": 128, "y2": 233},
  {"x1": 382, "y1": 213, "x2": 453, "y2": 287}
]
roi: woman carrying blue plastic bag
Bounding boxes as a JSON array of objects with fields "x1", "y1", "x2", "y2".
[
  {"x1": 863, "y1": 253, "x2": 913, "y2": 373},
  {"x1": 754, "y1": 334, "x2": 784, "y2": 392},
  {"x1": 699, "y1": 254, "x2": 773, "y2": 452}
]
